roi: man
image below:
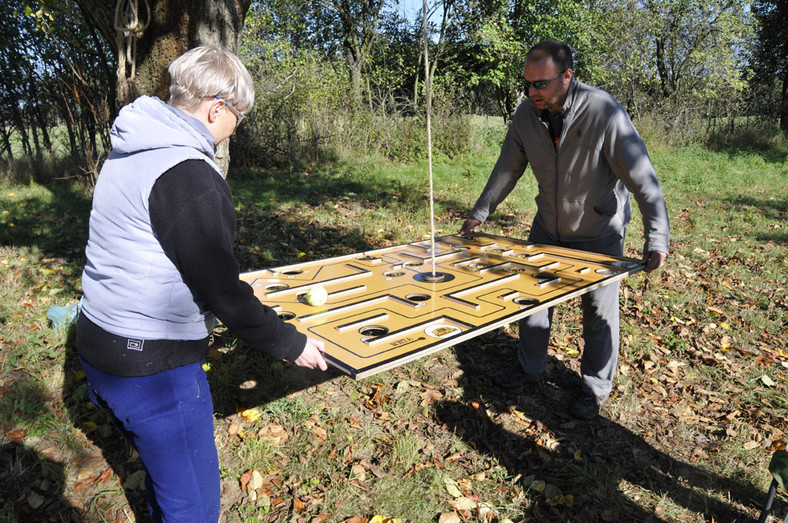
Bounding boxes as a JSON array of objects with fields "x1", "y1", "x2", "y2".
[
  {"x1": 77, "y1": 46, "x2": 327, "y2": 521},
  {"x1": 460, "y1": 40, "x2": 669, "y2": 421}
]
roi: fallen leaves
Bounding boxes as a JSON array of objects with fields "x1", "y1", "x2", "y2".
[
  {"x1": 419, "y1": 387, "x2": 444, "y2": 406},
  {"x1": 438, "y1": 512, "x2": 462, "y2": 523},
  {"x1": 368, "y1": 515, "x2": 402, "y2": 523},
  {"x1": 6, "y1": 427, "x2": 27, "y2": 442},
  {"x1": 259, "y1": 422, "x2": 289, "y2": 444},
  {"x1": 239, "y1": 408, "x2": 262, "y2": 423},
  {"x1": 443, "y1": 477, "x2": 462, "y2": 497},
  {"x1": 73, "y1": 467, "x2": 113, "y2": 491}
]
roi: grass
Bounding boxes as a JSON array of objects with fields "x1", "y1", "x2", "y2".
[{"x1": 1, "y1": 123, "x2": 788, "y2": 522}]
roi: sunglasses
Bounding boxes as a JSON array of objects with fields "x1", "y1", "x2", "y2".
[
  {"x1": 214, "y1": 95, "x2": 246, "y2": 127},
  {"x1": 524, "y1": 70, "x2": 567, "y2": 91}
]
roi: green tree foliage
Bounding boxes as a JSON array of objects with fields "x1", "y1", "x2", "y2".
[
  {"x1": 366, "y1": 9, "x2": 422, "y2": 111},
  {"x1": 1, "y1": 0, "x2": 779, "y2": 180},
  {"x1": 440, "y1": 0, "x2": 598, "y2": 120},
  {"x1": 319, "y1": 0, "x2": 387, "y2": 102},
  {"x1": 588, "y1": 0, "x2": 754, "y2": 140},
  {"x1": 235, "y1": 2, "x2": 350, "y2": 166},
  {"x1": 0, "y1": 1, "x2": 113, "y2": 181},
  {"x1": 233, "y1": 1, "x2": 476, "y2": 167},
  {"x1": 752, "y1": 0, "x2": 788, "y2": 130}
]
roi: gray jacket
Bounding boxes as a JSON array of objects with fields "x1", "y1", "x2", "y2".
[{"x1": 470, "y1": 78, "x2": 670, "y2": 255}]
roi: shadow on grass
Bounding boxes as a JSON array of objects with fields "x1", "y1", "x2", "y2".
[
  {"x1": 434, "y1": 333, "x2": 780, "y2": 521},
  {"x1": 728, "y1": 195, "x2": 788, "y2": 244},
  {"x1": 228, "y1": 163, "x2": 476, "y2": 268},
  {"x1": 205, "y1": 328, "x2": 345, "y2": 418},
  {"x1": 705, "y1": 130, "x2": 788, "y2": 166},
  {"x1": 0, "y1": 442, "x2": 81, "y2": 521},
  {"x1": 0, "y1": 373, "x2": 82, "y2": 521},
  {"x1": 0, "y1": 181, "x2": 92, "y2": 265},
  {"x1": 3, "y1": 162, "x2": 467, "y2": 519}
]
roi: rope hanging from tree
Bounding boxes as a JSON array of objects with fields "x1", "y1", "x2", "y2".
[
  {"x1": 114, "y1": 0, "x2": 150, "y2": 103},
  {"x1": 422, "y1": 0, "x2": 438, "y2": 279}
]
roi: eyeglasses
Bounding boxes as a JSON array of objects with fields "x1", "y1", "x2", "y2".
[
  {"x1": 214, "y1": 95, "x2": 246, "y2": 127},
  {"x1": 524, "y1": 70, "x2": 566, "y2": 91}
]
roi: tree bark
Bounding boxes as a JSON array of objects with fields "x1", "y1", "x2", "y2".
[
  {"x1": 655, "y1": 36, "x2": 670, "y2": 99},
  {"x1": 781, "y1": 68, "x2": 788, "y2": 132},
  {"x1": 74, "y1": 0, "x2": 252, "y2": 172}
]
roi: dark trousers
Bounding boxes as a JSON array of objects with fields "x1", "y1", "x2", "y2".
[{"x1": 518, "y1": 222, "x2": 625, "y2": 400}]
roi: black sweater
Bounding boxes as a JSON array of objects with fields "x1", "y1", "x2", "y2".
[{"x1": 77, "y1": 160, "x2": 305, "y2": 377}]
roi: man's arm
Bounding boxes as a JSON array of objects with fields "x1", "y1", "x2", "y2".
[
  {"x1": 603, "y1": 107, "x2": 670, "y2": 258},
  {"x1": 461, "y1": 112, "x2": 530, "y2": 232}
]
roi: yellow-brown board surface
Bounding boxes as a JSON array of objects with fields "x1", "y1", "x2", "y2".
[{"x1": 240, "y1": 233, "x2": 643, "y2": 379}]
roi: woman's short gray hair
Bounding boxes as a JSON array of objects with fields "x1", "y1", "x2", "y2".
[{"x1": 168, "y1": 45, "x2": 254, "y2": 113}]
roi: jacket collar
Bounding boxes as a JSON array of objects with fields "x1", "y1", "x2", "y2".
[
  {"x1": 526, "y1": 76, "x2": 577, "y2": 118},
  {"x1": 557, "y1": 77, "x2": 577, "y2": 117}
]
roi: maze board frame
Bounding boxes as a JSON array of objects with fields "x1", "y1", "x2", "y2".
[{"x1": 240, "y1": 233, "x2": 644, "y2": 379}]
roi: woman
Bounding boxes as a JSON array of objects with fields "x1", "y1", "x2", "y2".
[{"x1": 76, "y1": 45, "x2": 327, "y2": 522}]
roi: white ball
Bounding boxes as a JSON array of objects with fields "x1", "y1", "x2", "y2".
[{"x1": 304, "y1": 285, "x2": 328, "y2": 306}]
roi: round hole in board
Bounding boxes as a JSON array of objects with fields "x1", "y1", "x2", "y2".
[
  {"x1": 513, "y1": 297, "x2": 540, "y2": 306},
  {"x1": 359, "y1": 325, "x2": 389, "y2": 337},
  {"x1": 384, "y1": 271, "x2": 405, "y2": 278},
  {"x1": 503, "y1": 267, "x2": 527, "y2": 274},
  {"x1": 281, "y1": 269, "x2": 303, "y2": 275},
  {"x1": 266, "y1": 283, "x2": 289, "y2": 292},
  {"x1": 532, "y1": 272, "x2": 555, "y2": 279},
  {"x1": 278, "y1": 311, "x2": 296, "y2": 320},
  {"x1": 403, "y1": 261, "x2": 423, "y2": 267},
  {"x1": 468, "y1": 263, "x2": 489, "y2": 270},
  {"x1": 406, "y1": 293, "x2": 430, "y2": 302}
]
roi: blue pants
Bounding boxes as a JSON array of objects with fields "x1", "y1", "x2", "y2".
[
  {"x1": 518, "y1": 222, "x2": 625, "y2": 400},
  {"x1": 79, "y1": 357, "x2": 220, "y2": 523}
]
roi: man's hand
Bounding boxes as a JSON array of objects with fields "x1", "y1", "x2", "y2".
[
  {"x1": 293, "y1": 337, "x2": 327, "y2": 371},
  {"x1": 460, "y1": 218, "x2": 482, "y2": 235},
  {"x1": 643, "y1": 251, "x2": 668, "y2": 273}
]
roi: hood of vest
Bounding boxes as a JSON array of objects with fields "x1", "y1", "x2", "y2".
[{"x1": 110, "y1": 96, "x2": 217, "y2": 161}]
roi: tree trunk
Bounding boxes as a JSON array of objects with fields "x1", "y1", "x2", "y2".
[
  {"x1": 11, "y1": 107, "x2": 32, "y2": 158},
  {"x1": 74, "y1": 0, "x2": 251, "y2": 172},
  {"x1": 781, "y1": 68, "x2": 788, "y2": 132},
  {"x1": 348, "y1": 54, "x2": 363, "y2": 104},
  {"x1": 60, "y1": 99, "x2": 79, "y2": 160},
  {"x1": 0, "y1": 129, "x2": 12, "y2": 161},
  {"x1": 655, "y1": 36, "x2": 670, "y2": 99}
]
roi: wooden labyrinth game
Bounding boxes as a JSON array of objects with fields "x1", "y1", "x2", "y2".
[{"x1": 240, "y1": 233, "x2": 644, "y2": 379}]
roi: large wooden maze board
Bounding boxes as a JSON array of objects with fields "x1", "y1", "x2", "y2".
[{"x1": 240, "y1": 233, "x2": 644, "y2": 379}]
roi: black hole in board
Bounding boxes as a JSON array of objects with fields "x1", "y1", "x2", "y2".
[{"x1": 359, "y1": 325, "x2": 389, "y2": 337}]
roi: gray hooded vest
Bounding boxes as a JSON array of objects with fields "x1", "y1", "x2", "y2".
[{"x1": 81, "y1": 96, "x2": 221, "y2": 340}]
